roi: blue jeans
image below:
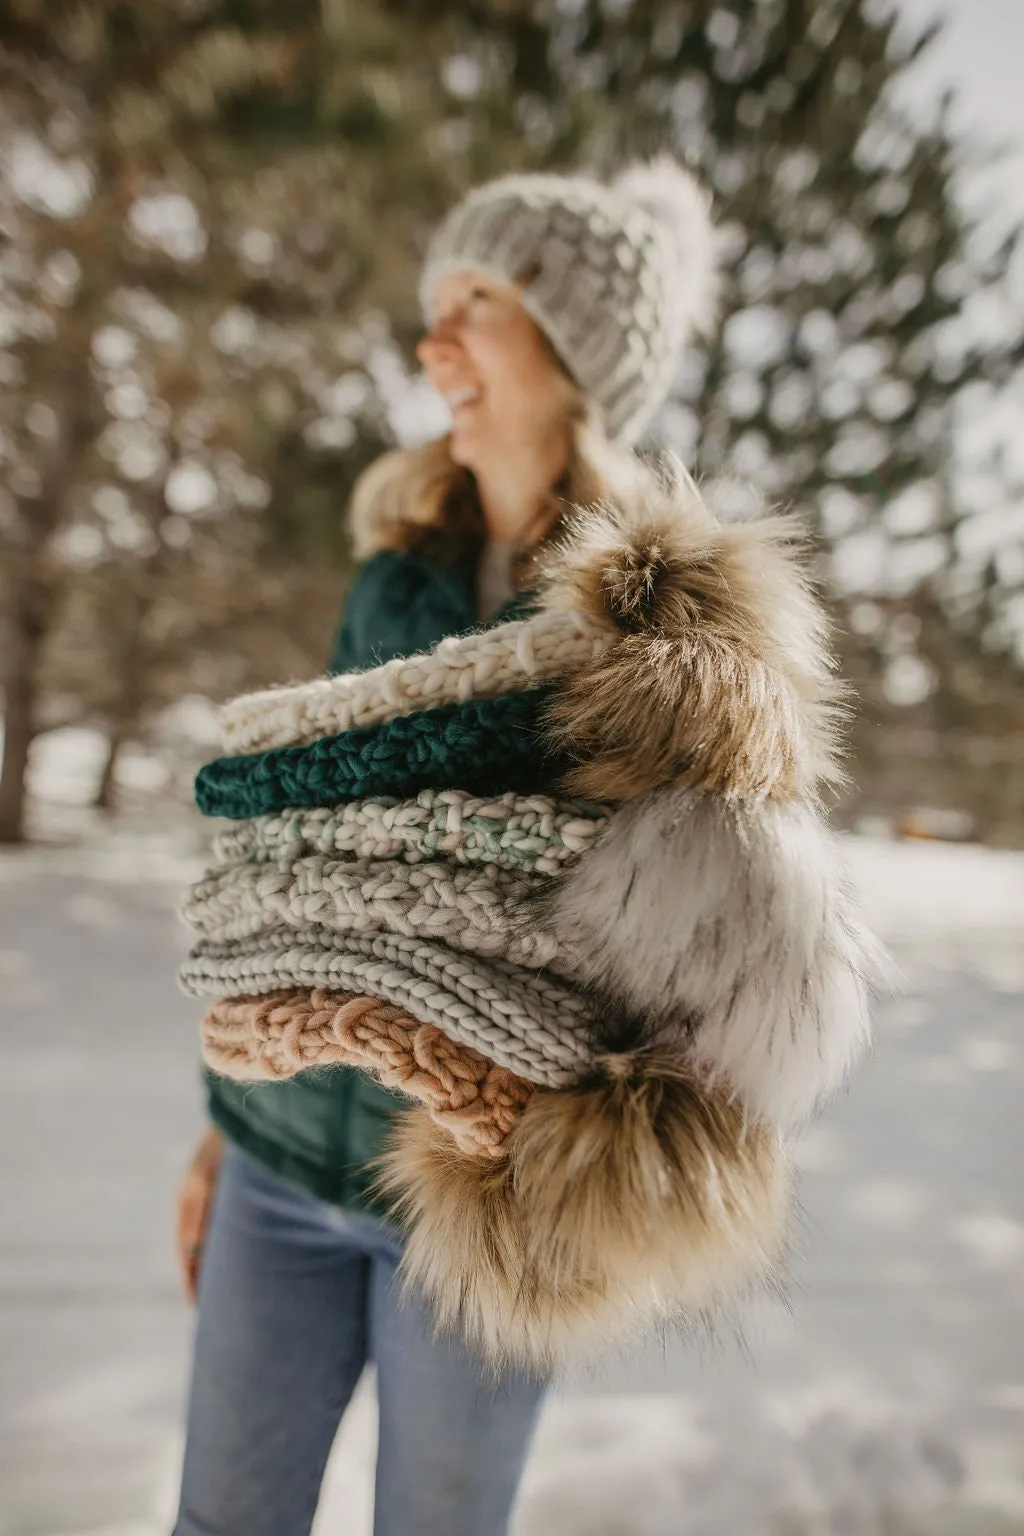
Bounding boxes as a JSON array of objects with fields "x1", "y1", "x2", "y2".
[{"x1": 174, "y1": 1146, "x2": 546, "y2": 1536}]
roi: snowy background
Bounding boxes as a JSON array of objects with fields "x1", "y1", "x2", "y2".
[
  {"x1": 2, "y1": 805, "x2": 1023, "y2": 1536},
  {"x1": 4, "y1": 0, "x2": 1024, "y2": 1532}
]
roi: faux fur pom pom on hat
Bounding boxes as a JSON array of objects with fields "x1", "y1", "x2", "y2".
[
  {"x1": 532, "y1": 458, "x2": 847, "y2": 805},
  {"x1": 375, "y1": 1051, "x2": 792, "y2": 1371}
]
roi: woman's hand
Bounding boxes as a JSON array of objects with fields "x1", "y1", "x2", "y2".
[{"x1": 175, "y1": 1126, "x2": 224, "y2": 1304}]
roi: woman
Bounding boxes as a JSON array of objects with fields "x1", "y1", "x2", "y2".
[{"x1": 173, "y1": 159, "x2": 718, "y2": 1536}]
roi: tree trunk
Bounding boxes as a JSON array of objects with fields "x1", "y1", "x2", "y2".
[
  {"x1": 93, "y1": 726, "x2": 125, "y2": 812},
  {"x1": 0, "y1": 376, "x2": 92, "y2": 842},
  {"x1": 0, "y1": 575, "x2": 49, "y2": 843},
  {"x1": 92, "y1": 587, "x2": 150, "y2": 814},
  {"x1": 93, "y1": 705, "x2": 142, "y2": 813}
]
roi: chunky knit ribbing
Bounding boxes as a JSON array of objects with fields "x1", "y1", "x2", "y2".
[
  {"x1": 201, "y1": 990, "x2": 534, "y2": 1158},
  {"x1": 180, "y1": 931, "x2": 594, "y2": 1087},
  {"x1": 195, "y1": 689, "x2": 560, "y2": 821},
  {"x1": 211, "y1": 791, "x2": 609, "y2": 876},
  {"x1": 182, "y1": 853, "x2": 559, "y2": 967},
  {"x1": 220, "y1": 610, "x2": 610, "y2": 754}
]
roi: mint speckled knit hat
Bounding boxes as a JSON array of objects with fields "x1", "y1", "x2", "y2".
[{"x1": 419, "y1": 157, "x2": 720, "y2": 444}]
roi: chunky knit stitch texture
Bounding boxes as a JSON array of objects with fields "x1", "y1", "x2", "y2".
[
  {"x1": 181, "y1": 931, "x2": 593, "y2": 1087},
  {"x1": 195, "y1": 689, "x2": 560, "y2": 821},
  {"x1": 201, "y1": 990, "x2": 533, "y2": 1158},
  {"x1": 184, "y1": 464, "x2": 884, "y2": 1371},
  {"x1": 211, "y1": 791, "x2": 609, "y2": 876},
  {"x1": 219, "y1": 610, "x2": 610, "y2": 755},
  {"x1": 182, "y1": 853, "x2": 559, "y2": 967}
]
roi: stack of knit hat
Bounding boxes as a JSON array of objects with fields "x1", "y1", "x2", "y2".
[
  {"x1": 182, "y1": 608, "x2": 616, "y2": 1157},
  {"x1": 180, "y1": 460, "x2": 882, "y2": 1369}
]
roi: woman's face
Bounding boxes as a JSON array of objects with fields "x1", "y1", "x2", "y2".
[{"x1": 417, "y1": 269, "x2": 577, "y2": 470}]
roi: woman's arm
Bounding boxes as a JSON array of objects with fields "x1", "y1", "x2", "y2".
[
  {"x1": 328, "y1": 551, "x2": 474, "y2": 675},
  {"x1": 175, "y1": 1125, "x2": 224, "y2": 1304}
]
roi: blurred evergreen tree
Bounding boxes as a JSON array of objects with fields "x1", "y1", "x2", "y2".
[
  {"x1": 1, "y1": 0, "x2": 464, "y2": 836},
  {"x1": 0, "y1": 0, "x2": 1021, "y2": 840}
]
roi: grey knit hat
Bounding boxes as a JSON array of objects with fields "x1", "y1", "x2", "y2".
[{"x1": 419, "y1": 158, "x2": 719, "y2": 444}]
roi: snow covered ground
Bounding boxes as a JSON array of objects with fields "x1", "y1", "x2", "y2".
[{"x1": 1, "y1": 818, "x2": 1022, "y2": 1536}]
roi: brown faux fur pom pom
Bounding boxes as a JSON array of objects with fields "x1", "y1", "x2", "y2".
[
  {"x1": 536, "y1": 463, "x2": 847, "y2": 805},
  {"x1": 375, "y1": 1050, "x2": 792, "y2": 1372}
]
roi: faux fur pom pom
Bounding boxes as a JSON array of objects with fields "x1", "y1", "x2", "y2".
[
  {"x1": 536, "y1": 462, "x2": 847, "y2": 805},
  {"x1": 526, "y1": 789, "x2": 885, "y2": 1131},
  {"x1": 376, "y1": 1051, "x2": 791, "y2": 1372}
]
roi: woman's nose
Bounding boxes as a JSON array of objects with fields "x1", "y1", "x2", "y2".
[{"x1": 417, "y1": 315, "x2": 461, "y2": 370}]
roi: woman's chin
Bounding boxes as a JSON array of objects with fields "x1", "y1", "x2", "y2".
[{"x1": 448, "y1": 421, "x2": 484, "y2": 469}]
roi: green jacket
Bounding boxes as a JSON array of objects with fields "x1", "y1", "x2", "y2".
[{"x1": 206, "y1": 546, "x2": 527, "y2": 1213}]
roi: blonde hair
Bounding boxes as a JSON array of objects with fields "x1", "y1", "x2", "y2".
[{"x1": 347, "y1": 407, "x2": 640, "y2": 579}]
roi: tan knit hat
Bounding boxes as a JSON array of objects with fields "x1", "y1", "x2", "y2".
[{"x1": 419, "y1": 158, "x2": 719, "y2": 444}]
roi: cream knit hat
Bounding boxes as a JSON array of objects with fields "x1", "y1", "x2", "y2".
[{"x1": 419, "y1": 158, "x2": 719, "y2": 444}]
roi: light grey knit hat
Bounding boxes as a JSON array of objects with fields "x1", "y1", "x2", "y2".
[{"x1": 419, "y1": 157, "x2": 719, "y2": 444}]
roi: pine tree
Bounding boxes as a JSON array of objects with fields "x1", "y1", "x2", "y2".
[
  {"x1": 0, "y1": 0, "x2": 461, "y2": 838},
  {"x1": 394, "y1": 0, "x2": 1024, "y2": 831},
  {"x1": 1, "y1": 0, "x2": 1021, "y2": 840}
]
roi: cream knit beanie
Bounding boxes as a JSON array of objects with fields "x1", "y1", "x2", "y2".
[{"x1": 419, "y1": 158, "x2": 719, "y2": 444}]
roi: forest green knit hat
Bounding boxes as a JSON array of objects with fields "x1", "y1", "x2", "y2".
[{"x1": 419, "y1": 158, "x2": 719, "y2": 444}]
